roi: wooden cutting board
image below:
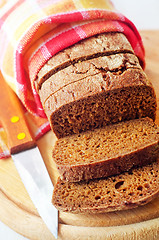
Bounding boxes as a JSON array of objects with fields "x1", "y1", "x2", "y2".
[{"x1": 0, "y1": 30, "x2": 159, "y2": 240}]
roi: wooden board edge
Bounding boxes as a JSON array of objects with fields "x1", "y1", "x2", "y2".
[
  {"x1": 59, "y1": 218, "x2": 159, "y2": 240},
  {"x1": 0, "y1": 188, "x2": 159, "y2": 240}
]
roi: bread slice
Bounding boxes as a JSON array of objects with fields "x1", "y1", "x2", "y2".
[
  {"x1": 36, "y1": 32, "x2": 134, "y2": 90},
  {"x1": 44, "y1": 68, "x2": 156, "y2": 138},
  {"x1": 52, "y1": 118, "x2": 159, "y2": 182},
  {"x1": 52, "y1": 161, "x2": 159, "y2": 213},
  {"x1": 39, "y1": 53, "x2": 141, "y2": 105}
]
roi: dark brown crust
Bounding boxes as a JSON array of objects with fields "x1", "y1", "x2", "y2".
[
  {"x1": 36, "y1": 32, "x2": 134, "y2": 89},
  {"x1": 44, "y1": 68, "x2": 156, "y2": 138},
  {"x1": 39, "y1": 53, "x2": 141, "y2": 104},
  {"x1": 52, "y1": 161, "x2": 159, "y2": 213}
]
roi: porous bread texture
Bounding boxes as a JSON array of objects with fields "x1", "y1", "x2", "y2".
[
  {"x1": 36, "y1": 32, "x2": 134, "y2": 89},
  {"x1": 39, "y1": 53, "x2": 141, "y2": 105},
  {"x1": 53, "y1": 118, "x2": 159, "y2": 182},
  {"x1": 52, "y1": 161, "x2": 159, "y2": 213},
  {"x1": 44, "y1": 68, "x2": 156, "y2": 138}
]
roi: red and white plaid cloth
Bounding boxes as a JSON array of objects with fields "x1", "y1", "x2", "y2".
[{"x1": 0, "y1": 0, "x2": 145, "y2": 158}]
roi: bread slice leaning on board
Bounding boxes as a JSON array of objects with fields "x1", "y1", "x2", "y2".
[
  {"x1": 52, "y1": 118, "x2": 159, "y2": 182},
  {"x1": 36, "y1": 32, "x2": 159, "y2": 213},
  {"x1": 52, "y1": 161, "x2": 159, "y2": 214}
]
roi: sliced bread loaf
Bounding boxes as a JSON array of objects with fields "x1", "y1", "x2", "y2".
[
  {"x1": 52, "y1": 118, "x2": 159, "y2": 182},
  {"x1": 44, "y1": 68, "x2": 156, "y2": 138},
  {"x1": 36, "y1": 32, "x2": 134, "y2": 89},
  {"x1": 52, "y1": 161, "x2": 159, "y2": 213},
  {"x1": 39, "y1": 53, "x2": 141, "y2": 105}
]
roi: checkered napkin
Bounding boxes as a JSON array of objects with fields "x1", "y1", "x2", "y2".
[{"x1": 0, "y1": 0, "x2": 145, "y2": 158}]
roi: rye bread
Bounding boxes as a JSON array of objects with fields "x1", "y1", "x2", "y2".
[
  {"x1": 52, "y1": 161, "x2": 159, "y2": 213},
  {"x1": 36, "y1": 32, "x2": 134, "y2": 90},
  {"x1": 52, "y1": 118, "x2": 159, "y2": 182},
  {"x1": 44, "y1": 68, "x2": 156, "y2": 138}
]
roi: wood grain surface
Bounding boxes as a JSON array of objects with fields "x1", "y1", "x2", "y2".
[{"x1": 0, "y1": 30, "x2": 159, "y2": 240}]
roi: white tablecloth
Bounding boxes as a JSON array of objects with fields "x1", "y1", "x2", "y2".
[{"x1": 1, "y1": 0, "x2": 159, "y2": 239}]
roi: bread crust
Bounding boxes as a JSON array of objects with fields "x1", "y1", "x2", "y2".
[
  {"x1": 39, "y1": 53, "x2": 141, "y2": 104},
  {"x1": 36, "y1": 32, "x2": 134, "y2": 89}
]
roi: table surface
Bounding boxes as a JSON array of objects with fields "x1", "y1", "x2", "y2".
[{"x1": 1, "y1": 0, "x2": 159, "y2": 239}]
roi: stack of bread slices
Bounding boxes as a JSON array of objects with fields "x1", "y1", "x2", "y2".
[{"x1": 36, "y1": 32, "x2": 159, "y2": 214}]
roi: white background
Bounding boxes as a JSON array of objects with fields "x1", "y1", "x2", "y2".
[{"x1": 0, "y1": 0, "x2": 159, "y2": 239}]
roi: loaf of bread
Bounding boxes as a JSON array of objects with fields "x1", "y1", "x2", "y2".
[
  {"x1": 39, "y1": 32, "x2": 159, "y2": 214},
  {"x1": 52, "y1": 161, "x2": 159, "y2": 213},
  {"x1": 53, "y1": 118, "x2": 159, "y2": 182},
  {"x1": 37, "y1": 32, "x2": 157, "y2": 138}
]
